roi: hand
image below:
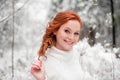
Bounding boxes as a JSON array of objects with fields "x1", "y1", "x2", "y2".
[{"x1": 31, "y1": 59, "x2": 45, "y2": 80}]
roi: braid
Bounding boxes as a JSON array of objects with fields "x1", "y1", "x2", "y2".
[{"x1": 38, "y1": 30, "x2": 56, "y2": 57}]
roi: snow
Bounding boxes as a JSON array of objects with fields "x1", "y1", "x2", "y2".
[{"x1": 0, "y1": 0, "x2": 120, "y2": 80}]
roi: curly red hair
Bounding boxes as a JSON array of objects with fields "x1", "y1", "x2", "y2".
[{"x1": 38, "y1": 10, "x2": 82, "y2": 57}]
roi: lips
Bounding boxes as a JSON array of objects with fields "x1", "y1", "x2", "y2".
[{"x1": 64, "y1": 40, "x2": 73, "y2": 45}]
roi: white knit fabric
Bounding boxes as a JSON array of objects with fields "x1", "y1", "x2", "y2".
[{"x1": 42, "y1": 46, "x2": 92, "y2": 80}]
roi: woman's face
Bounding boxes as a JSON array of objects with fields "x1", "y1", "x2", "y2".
[{"x1": 54, "y1": 20, "x2": 81, "y2": 51}]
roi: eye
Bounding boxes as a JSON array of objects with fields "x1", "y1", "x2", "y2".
[
  {"x1": 64, "y1": 29, "x2": 70, "y2": 33},
  {"x1": 74, "y1": 32, "x2": 79, "y2": 35}
]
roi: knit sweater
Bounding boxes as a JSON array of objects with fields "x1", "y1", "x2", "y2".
[{"x1": 42, "y1": 46, "x2": 91, "y2": 80}]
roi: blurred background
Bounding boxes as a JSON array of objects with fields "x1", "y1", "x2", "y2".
[{"x1": 0, "y1": 0, "x2": 120, "y2": 80}]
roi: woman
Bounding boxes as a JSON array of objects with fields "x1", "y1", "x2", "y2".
[{"x1": 31, "y1": 10, "x2": 92, "y2": 80}]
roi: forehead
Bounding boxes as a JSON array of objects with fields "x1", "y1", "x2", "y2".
[{"x1": 59, "y1": 20, "x2": 81, "y2": 31}]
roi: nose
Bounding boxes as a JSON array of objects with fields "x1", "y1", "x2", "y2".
[{"x1": 68, "y1": 34, "x2": 74, "y2": 40}]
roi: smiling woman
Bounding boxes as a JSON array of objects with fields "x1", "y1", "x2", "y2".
[
  {"x1": 31, "y1": 10, "x2": 92, "y2": 80},
  {"x1": 38, "y1": 10, "x2": 82, "y2": 57},
  {"x1": 54, "y1": 20, "x2": 81, "y2": 51}
]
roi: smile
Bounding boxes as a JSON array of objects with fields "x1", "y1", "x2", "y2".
[{"x1": 64, "y1": 40, "x2": 73, "y2": 45}]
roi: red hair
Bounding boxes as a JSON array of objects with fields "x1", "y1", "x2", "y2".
[{"x1": 38, "y1": 10, "x2": 82, "y2": 57}]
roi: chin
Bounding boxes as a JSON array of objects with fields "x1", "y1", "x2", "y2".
[{"x1": 63, "y1": 47, "x2": 72, "y2": 51}]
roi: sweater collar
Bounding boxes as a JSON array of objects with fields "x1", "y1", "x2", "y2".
[{"x1": 46, "y1": 46, "x2": 74, "y2": 62}]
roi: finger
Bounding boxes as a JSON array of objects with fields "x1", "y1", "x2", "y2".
[
  {"x1": 38, "y1": 56, "x2": 43, "y2": 61},
  {"x1": 31, "y1": 65, "x2": 41, "y2": 73},
  {"x1": 31, "y1": 64, "x2": 40, "y2": 70},
  {"x1": 32, "y1": 60, "x2": 42, "y2": 68}
]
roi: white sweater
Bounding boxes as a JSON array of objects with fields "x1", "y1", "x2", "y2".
[{"x1": 42, "y1": 46, "x2": 92, "y2": 80}]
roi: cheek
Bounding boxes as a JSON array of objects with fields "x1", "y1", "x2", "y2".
[
  {"x1": 57, "y1": 31, "x2": 66, "y2": 38},
  {"x1": 75, "y1": 36, "x2": 79, "y2": 42},
  {"x1": 56, "y1": 32, "x2": 64, "y2": 40}
]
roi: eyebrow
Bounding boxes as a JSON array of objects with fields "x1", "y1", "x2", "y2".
[{"x1": 64, "y1": 27, "x2": 80, "y2": 32}]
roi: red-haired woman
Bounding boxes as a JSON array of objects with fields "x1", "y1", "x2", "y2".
[{"x1": 31, "y1": 10, "x2": 92, "y2": 80}]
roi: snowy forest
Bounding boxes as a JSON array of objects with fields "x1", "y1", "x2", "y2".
[{"x1": 0, "y1": 0, "x2": 120, "y2": 80}]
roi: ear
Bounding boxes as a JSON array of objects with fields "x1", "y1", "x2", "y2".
[{"x1": 53, "y1": 31, "x2": 57, "y2": 35}]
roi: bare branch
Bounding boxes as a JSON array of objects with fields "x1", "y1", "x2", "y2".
[{"x1": 0, "y1": 0, "x2": 30, "y2": 23}]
